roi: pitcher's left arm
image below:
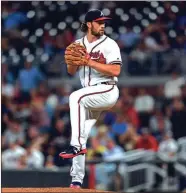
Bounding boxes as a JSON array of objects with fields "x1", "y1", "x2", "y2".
[
  {"x1": 88, "y1": 40, "x2": 122, "y2": 77},
  {"x1": 87, "y1": 60, "x2": 121, "y2": 77}
]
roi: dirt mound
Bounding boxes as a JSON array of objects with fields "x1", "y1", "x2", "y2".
[{"x1": 2, "y1": 188, "x2": 113, "y2": 193}]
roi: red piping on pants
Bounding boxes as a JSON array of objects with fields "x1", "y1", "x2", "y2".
[{"x1": 77, "y1": 85, "x2": 114, "y2": 149}]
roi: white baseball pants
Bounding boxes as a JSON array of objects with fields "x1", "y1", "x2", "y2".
[{"x1": 69, "y1": 84, "x2": 119, "y2": 184}]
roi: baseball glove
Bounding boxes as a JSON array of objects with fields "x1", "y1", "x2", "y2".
[{"x1": 65, "y1": 42, "x2": 90, "y2": 66}]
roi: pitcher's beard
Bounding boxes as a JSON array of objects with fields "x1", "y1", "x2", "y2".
[
  {"x1": 99, "y1": 31, "x2": 104, "y2": 36},
  {"x1": 91, "y1": 29, "x2": 104, "y2": 37}
]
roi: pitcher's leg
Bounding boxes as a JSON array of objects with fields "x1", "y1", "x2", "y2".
[
  {"x1": 70, "y1": 85, "x2": 117, "y2": 149},
  {"x1": 69, "y1": 89, "x2": 102, "y2": 149},
  {"x1": 74, "y1": 109, "x2": 100, "y2": 150},
  {"x1": 69, "y1": 91, "x2": 87, "y2": 150},
  {"x1": 70, "y1": 154, "x2": 85, "y2": 185},
  {"x1": 82, "y1": 110, "x2": 101, "y2": 145},
  {"x1": 70, "y1": 110, "x2": 101, "y2": 186},
  {"x1": 60, "y1": 85, "x2": 118, "y2": 159},
  {"x1": 59, "y1": 89, "x2": 88, "y2": 159}
]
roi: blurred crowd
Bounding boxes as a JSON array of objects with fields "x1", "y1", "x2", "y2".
[
  {"x1": 1, "y1": 1, "x2": 186, "y2": 78},
  {"x1": 2, "y1": 68, "x2": 186, "y2": 170},
  {"x1": 1, "y1": 1, "x2": 186, "y2": 191}
]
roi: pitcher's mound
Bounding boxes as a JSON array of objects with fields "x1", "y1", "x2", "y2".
[{"x1": 2, "y1": 188, "x2": 113, "y2": 193}]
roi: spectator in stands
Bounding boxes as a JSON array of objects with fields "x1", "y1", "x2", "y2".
[
  {"x1": 178, "y1": 15, "x2": 186, "y2": 31},
  {"x1": 103, "y1": 138, "x2": 125, "y2": 162},
  {"x1": 27, "y1": 125, "x2": 40, "y2": 143},
  {"x1": 161, "y1": 2, "x2": 177, "y2": 29},
  {"x1": 134, "y1": 88, "x2": 154, "y2": 127},
  {"x1": 57, "y1": 85, "x2": 72, "y2": 106},
  {"x1": 1, "y1": 36, "x2": 9, "y2": 53},
  {"x1": 45, "y1": 89, "x2": 58, "y2": 119},
  {"x1": 121, "y1": 98, "x2": 139, "y2": 130},
  {"x1": 20, "y1": 143, "x2": 44, "y2": 169},
  {"x1": 103, "y1": 99, "x2": 123, "y2": 127},
  {"x1": 173, "y1": 35, "x2": 186, "y2": 51},
  {"x1": 164, "y1": 71, "x2": 185, "y2": 99},
  {"x1": 45, "y1": 144, "x2": 56, "y2": 160},
  {"x1": 55, "y1": 86, "x2": 71, "y2": 120},
  {"x1": 45, "y1": 28, "x2": 74, "y2": 76},
  {"x1": 177, "y1": 1, "x2": 186, "y2": 30},
  {"x1": 30, "y1": 101, "x2": 50, "y2": 133},
  {"x1": 120, "y1": 87, "x2": 133, "y2": 103},
  {"x1": 13, "y1": 100, "x2": 31, "y2": 122},
  {"x1": 103, "y1": 109, "x2": 117, "y2": 127},
  {"x1": 117, "y1": 23, "x2": 141, "y2": 53},
  {"x1": 95, "y1": 139, "x2": 125, "y2": 190},
  {"x1": 158, "y1": 131, "x2": 178, "y2": 186},
  {"x1": 2, "y1": 3, "x2": 29, "y2": 53},
  {"x1": 88, "y1": 124, "x2": 120, "y2": 161},
  {"x1": 135, "y1": 127, "x2": 158, "y2": 152},
  {"x1": 18, "y1": 153, "x2": 27, "y2": 169},
  {"x1": 2, "y1": 64, "x2": 14, "y2": 84},
  {"x1": 45, "y1": 155, "x2": 58, "y2": 170},
  {"x1": 2, "y1": 77, "x2": 15, "y2": 98},
  {"x1": 128, "y1": 40, "x2": 152, "y2": 75},
  {"x1": 110, "y1": 112, "x2": 128, "y2": 144},
  {"x1": 110, "y1": 111, "x2": 138, "y2": 150},
  {"x1": 143, "y1": 24, "x2": 170, "y2": 52},
  {"x1": 2, "y1": 95, "x2": 12, "y2": 134},
  {"x1": 143, "y1": 20, "x2": 170, "y2": 73},
  {"x1": 87, "y1": 135, "x2": 107, "y2": 161},
  {"x1": 48, "y1": 118, "x2": 71, "y2": 167},
  {"x1": 2, "y1": 118, "x2": 25, "y2": 149},
  {"x1": 170, "y1": 98, "x2": 186, "y2": 140},
  {"x1": 158, "y1": 131, "x2": 178, "y2": 162},
  {"x1": 149, "y1": 107, "x2": 172, "y2": 142},
  {"x1": 181, "y1": 84, "x2": 186, "y2": 106},
  {"x1": 90, "y1": 125, "x2": 110, "y2": 147},
  {"x1": 3, "y1": 4, "x2": 27, "y2": 30},
  {"x1": 2, "y1": 141, "x2": 26, "y2": 169},
  {"x1": 31, "y1": 81, "x2": 49, "y2": 104},
  {"x1": 49, "y1": 118, "x2": 70, "y2": 151},
  {"x1": 88, "y1": 127, "x2": 109, "y2": 188},
  {"x1": 135, "y1": 88, "x2": 155, "y2": 113},
  {"x1": 56, "y1": 28, "x2": 74, "y2": 50},
  {"x1": 17, "y1": 61, "x2": 45, "y2": 93},
  {"x1": 108, "y1": 172, "x2": 124, "y2": 192},
  {"x1": 177, "y1": 136, "x2": 186, "y2": 162},
  {"x1": 154, "y1": 85, "x2": 168, "y2": 111}
]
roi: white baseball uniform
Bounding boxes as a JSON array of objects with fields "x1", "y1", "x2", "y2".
[{"x1": 69, "y1": 34, "x2": 122, "y2": 184}]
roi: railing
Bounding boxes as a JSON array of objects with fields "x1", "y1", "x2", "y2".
[
  {"x1": 2, "y1": 149, "x2": 186, "y2": 192},
  {"x1": 55, "y1": 49, "x2": 186, "y2": 77},
  {"x1": 48, "y1": 49, "x2": 186, "y2": 88},
  {"x1": 122, "y1": 49, "x2": 186, "y2": 76},
  {"x1": 87, "y1": 149, "x2": 186, "y2": 192}
]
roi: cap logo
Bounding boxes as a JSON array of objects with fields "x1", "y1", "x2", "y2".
[{"x1": 100, "y1": 12, "x2": 104, "y2": 16}]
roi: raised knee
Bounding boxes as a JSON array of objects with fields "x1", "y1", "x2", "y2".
[{"x1": 69, "y1": 90, "x2": 88, "y2": 107}]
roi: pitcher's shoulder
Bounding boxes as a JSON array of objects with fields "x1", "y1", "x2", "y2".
[
  {"x1": 105, "y1": 36, "x2": 119, "y2": 46},
  {"x1": 105, "y1": 36, "x2": 120, "y2": 51}
]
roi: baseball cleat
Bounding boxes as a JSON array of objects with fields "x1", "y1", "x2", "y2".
[
  {"x1": 70, "y1": 182, "x2": 82, "y2": 189},
  {"x1": 59, "y1": 146, "x2": 87, "y2": 159}
]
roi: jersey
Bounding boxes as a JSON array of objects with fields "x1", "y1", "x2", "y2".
[
  {"x1": 2, "y1": 146, "x2": 26, "y2": 169},
  {"x1": 75, "y1": 35, "x2": 122, "y2": 87}
]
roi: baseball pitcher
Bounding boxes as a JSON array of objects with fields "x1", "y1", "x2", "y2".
[{"x1": 59, "y1": 9, "x2": 122, "y2": 188}]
